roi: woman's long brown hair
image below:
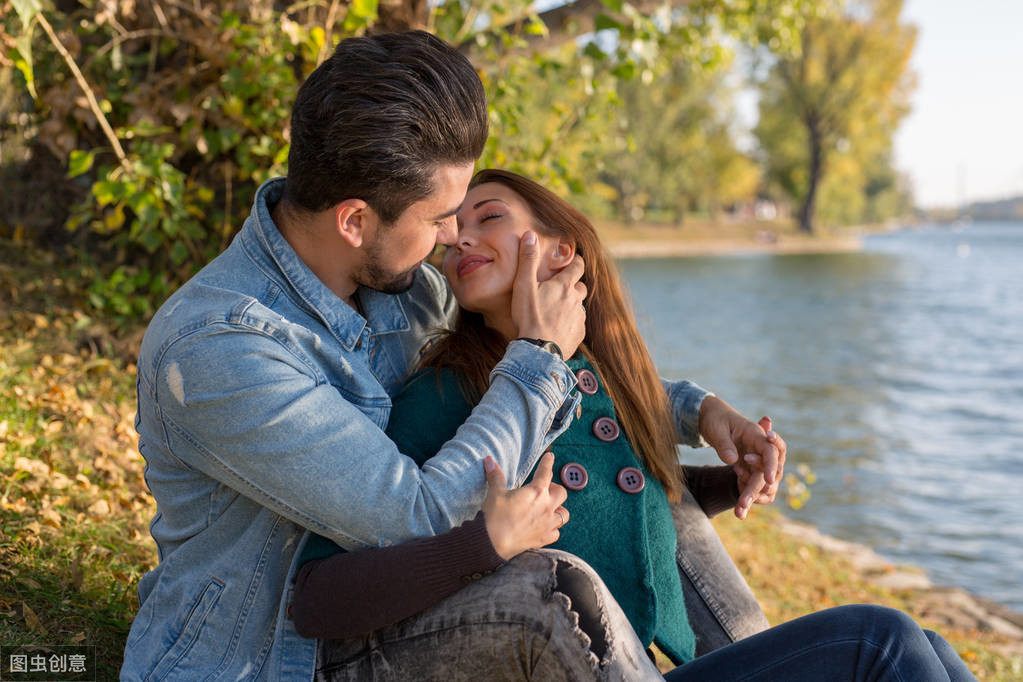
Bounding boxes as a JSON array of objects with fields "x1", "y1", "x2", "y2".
[{"x1": 420, "y1": 169, "x2": 684, "y2": 501}]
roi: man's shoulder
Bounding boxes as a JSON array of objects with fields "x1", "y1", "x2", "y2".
[
  {"x1": 406, "y1": 262, "x2": 451, "y2": 302},
  {"x1": 396, "y1": 263, "x2": 456, "y2": 336},
  {"x1": 140, "y1": 260, "x2": 300, "y2": 371}
]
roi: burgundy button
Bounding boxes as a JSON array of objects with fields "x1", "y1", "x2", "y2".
[
  {"x1": 592, "y1": 416, "x2": 620, "y2": 442},
  {"x1": 560, "y1": 462, "x2": 589, "y2": 491},
  {"x1": 576, "y1": 369, "x2": 599, "y2": 395},
  {"x1": 616, "y1": 467, "x2": 646, "y2": 494}
]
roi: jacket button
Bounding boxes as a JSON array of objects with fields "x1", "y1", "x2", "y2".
[
  {"x1": 616, "y1": 467, "x2": 646, "y2": 494},
  {"x1": 575, "y1": 369, "x2": 599, "y2": 395},
  {"x1": 592, "y1": 416, "x2": 620, "y2": 442},
  {"x1": 559, "y1": 462, "x2": 589, "y2": 491}
]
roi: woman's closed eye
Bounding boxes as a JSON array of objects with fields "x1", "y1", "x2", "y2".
[{"x1": 479, "y1": 211, "x2": 503, "y2": 223}]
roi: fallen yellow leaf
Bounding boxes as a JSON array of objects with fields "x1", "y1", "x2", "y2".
[
  {"x1": 88, "y1": 499, "x2": 111, "y2": 516},
  {"x1": 40, "y1": 508, "x2": 62, "y2": 528},
  {"x1": 14, "y1": 457, "x2": 50, "y2": 478},
  {"x1": 1, "y1": 497, "x2": 29, "y2": 513},
  {"x1": 22, "y1": 602, "x2": 45, "y2": 633}
]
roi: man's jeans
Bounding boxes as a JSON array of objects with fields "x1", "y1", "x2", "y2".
[
  {"x1": 315, "y1": 495, "x2": 770, "y2": 680},
  {"x1": 665, "y1": 605, "x2": 976, "y2": 681}
]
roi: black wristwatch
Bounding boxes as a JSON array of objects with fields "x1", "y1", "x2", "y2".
[{"x1": 515, "y1": 337, "x2": 564, "y2": 360}]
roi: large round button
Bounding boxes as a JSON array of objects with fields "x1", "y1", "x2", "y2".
[
  {"x1": 592, "y1": 416, "x2": 620, "y2": 442},
  {"x1": 560, "y1": 462, "x2": 589, "y2": 491},
  {"x1": 616, "y1": 467, "x2": 646, "y2": 494},
  {"x1": 575, "y1": 368, "x2": 599, "y2": 395}
]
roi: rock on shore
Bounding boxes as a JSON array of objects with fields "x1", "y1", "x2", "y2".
[{"x1": 775, "y1": 516, "x2": 1023, "y2": 657}]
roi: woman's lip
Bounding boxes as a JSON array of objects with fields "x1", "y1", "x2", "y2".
[{"x1": 457, "y1": 255, "x2": 492, "y2": 278}]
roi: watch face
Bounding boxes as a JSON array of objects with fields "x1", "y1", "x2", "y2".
[{"x1": 541, "y1": 341, "x2": 563, "y2": 359}]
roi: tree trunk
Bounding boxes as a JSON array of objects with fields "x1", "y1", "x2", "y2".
[
  {"x1": 798, "y1": 118, "x2": 823, "y2": 234},
  {"x1": 673, "y1": 195, "x2": 686, "y2": 226}
]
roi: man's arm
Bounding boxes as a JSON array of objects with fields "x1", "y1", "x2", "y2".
[
  {"x1": 149, "y1": 329, "x2": 577, "y2": 550},
  {"x1": 662, "y1": 378, "x2": 712, "y2": 447}
]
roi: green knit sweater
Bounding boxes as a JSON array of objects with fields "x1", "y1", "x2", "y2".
[{"x1": 385, "y1": 356, "x2": 696, "y2": 665}]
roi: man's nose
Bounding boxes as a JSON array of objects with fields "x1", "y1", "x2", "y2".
[{"x1": 437, "y1": 221, "x2": 458, "y2": 247}]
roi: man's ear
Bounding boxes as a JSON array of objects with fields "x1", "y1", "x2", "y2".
[
  {"x1": 334, "y1": 199, "x2": 372, "y2": 248},
  {"x1": 547, "y1": 239, "x2": 576, "y2": 271}
]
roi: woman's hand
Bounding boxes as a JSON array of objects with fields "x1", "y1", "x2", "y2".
[
  {"x1": 698, "y1": 398, "x2": 787, "y2": 519},
  {"x1": 482, "y1": 452, "x2": 569, "y2": 560},
  {"x1": 729, "y1": 417, "x2": 787, "y2": 518}
]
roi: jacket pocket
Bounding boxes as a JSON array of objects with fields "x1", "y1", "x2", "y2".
[{"x1": 145, "y1": 577, "x2": 225, "y2": 681}]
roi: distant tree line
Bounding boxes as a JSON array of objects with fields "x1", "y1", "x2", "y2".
[{"x1": 1, "y1": 0, "x2": 915, "y2": 316}]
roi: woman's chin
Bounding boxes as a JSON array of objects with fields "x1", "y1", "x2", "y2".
[{"x1": 459, "y1": 297, "x2": 510, "y2": 325}]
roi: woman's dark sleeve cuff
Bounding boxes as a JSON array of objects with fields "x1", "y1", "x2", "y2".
[
  {"x1": 290, "y1": 512, "x2": 504, "y2": 640},
  {"x1": 682, "y1": 465, "x2": 740, "y2": 518}
]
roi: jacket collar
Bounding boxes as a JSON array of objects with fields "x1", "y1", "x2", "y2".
[{"x1": 239, "y1": 178, "x2": 410, "y2": 350}]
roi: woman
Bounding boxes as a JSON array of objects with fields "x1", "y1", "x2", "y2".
[{"x1": 293, "y1": 170, "x2": 975, "y2": 680}]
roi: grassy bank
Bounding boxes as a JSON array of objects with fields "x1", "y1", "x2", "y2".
[
  {"x1": 2, "y1": 239, "x2": 1019, "y2": 680},
  {"x1": 713, "y1": 511, "x2": 1022, "y2": 679}
]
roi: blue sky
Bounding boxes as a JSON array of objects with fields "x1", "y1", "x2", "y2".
[{"x1": 894, "y1": 0, "x2": 1023, "y2": 208}]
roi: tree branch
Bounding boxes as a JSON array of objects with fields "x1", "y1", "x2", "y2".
[
  {"x1": 36, "y1": 13, "x2": 130, "y2": 170},
  {"x1": 317, "y1": 0, "x2": 344, "y2": 65}
]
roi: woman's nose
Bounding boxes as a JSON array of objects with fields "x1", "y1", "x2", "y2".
[{"x1": 456, "y1": 229, "x2": 477, "y2": 249}]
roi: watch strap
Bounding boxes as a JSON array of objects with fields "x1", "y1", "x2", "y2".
[{"x1": 515, "y1": 337, "x2": 564, "y2": 360}]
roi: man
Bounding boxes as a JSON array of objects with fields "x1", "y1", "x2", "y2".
[{"x1": 122, "y1": 31, "x2": 782, "y2": 680}]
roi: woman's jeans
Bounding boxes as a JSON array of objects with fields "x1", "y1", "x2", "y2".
[
  {"x1": 665, "y1": 604, "x2": 976, "y2": 681},
  {"x1": 671, "y1": 491, "x2": 770, "y2": 654}
]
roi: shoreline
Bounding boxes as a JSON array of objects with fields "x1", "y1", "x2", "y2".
[
  {"x1": 772, "y1": 514, "x2": 1023, "y2": 656},
  {"x1": 605, "y1": 235, "x2": 865, "y2": 258}
]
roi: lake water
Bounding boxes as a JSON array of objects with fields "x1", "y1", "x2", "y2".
[{"x1": 618, "y1": 221, "x2": 1023, "y2": 612}]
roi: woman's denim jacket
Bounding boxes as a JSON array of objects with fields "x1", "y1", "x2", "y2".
[{"x1": 121, "y1": 178, "x2": 709, "y2": 681}]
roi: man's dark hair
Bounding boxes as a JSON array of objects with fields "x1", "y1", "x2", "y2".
[{"x1": 283, "y1": 31, "x2": 488, "y2": 223}]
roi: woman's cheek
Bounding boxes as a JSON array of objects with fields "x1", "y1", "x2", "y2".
[{"x1": 441, "y1": 254, "x2": 457, "y2": 282}]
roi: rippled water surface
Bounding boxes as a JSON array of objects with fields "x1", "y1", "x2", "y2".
[{"x1": 619, "y1": 222, "x2": 1023, "y2": 611}]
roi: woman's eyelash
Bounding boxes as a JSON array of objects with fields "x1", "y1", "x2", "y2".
[{"x1": 479, "y1": 212, "x2": 502, "y2": 222}]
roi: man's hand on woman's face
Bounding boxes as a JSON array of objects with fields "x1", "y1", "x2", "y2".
[
  {"x1": 698, "y1": 398, "x2": 787, "y2": 519},
  {"x1": 510, "y1": 231, "x2": 587, "y2": 358}
]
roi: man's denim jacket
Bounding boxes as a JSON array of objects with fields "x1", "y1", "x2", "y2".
[{"x1": 121, "y1": 178, "x2": 709, "y2": 681}]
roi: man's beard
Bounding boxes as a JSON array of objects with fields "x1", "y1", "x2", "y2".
[{"x1": 356, "y1": 239, "x2": 420, "y2": 295}]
